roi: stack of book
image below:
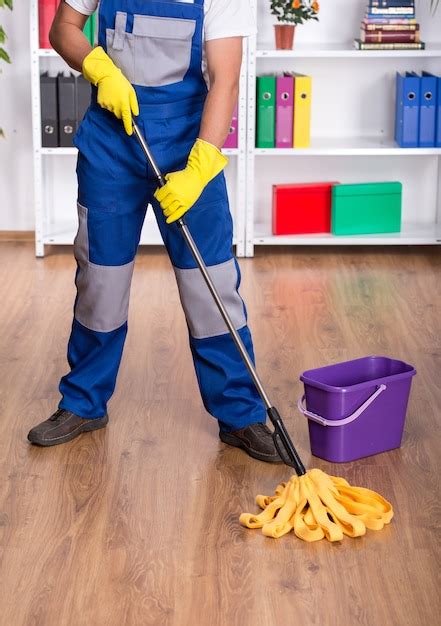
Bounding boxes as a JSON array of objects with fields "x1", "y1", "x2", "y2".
[{"x1": 354, "y1": 1, "x2": 425, "y2": 50}]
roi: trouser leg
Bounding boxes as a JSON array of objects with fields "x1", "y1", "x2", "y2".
[
  {"x1": 151, "y1": 172, "x2": 266, "y2": 432},
  {"x1": 59, "y1": 148, "x2": 148, "y2": 418}
]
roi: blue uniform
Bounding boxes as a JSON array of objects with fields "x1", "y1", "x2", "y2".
[{"x1": 58, "y1": 0, "x2": 265, "y2": 433}]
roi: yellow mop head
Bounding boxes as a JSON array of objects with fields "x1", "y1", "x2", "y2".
[{"x1": 240, "y1": 468, "x2": 393, "y2": 542}]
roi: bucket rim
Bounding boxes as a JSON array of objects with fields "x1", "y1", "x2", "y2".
[{"x1": 300, "y1": 355, "x2": 416, "y2": 393}]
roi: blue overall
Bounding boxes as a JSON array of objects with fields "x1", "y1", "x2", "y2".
[{"x1": 58, "y1": 0, "x2": 265, "y2": 432}]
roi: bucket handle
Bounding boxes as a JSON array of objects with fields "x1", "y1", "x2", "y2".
[{"x1": 297, "y1": 384, "x2": 387, "y2": 427}]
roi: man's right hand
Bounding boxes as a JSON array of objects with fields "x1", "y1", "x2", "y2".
[{"x1": 82, "y1": 46, "x2": 139, "y2": 135}]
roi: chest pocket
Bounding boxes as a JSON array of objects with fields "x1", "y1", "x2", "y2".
[{"x1": 106, "y1": 12, "x2": 196, "y2": 88}]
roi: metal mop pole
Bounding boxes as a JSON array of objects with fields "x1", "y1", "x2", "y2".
[{"x1": 133, "y1": 123, "x2": 306, "y2": 476}]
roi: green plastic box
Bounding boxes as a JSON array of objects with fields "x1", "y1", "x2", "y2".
[{"x1": 331, "y1": 182, "x2": 402, "y2": 235}]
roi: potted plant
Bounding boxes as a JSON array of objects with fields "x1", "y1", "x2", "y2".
[
  {"x1": 270, "y1": 0, "x2": 319, "y2": 50},
  {"x1": 0, "y1": 0, "x2": 13, "y2": 138}
]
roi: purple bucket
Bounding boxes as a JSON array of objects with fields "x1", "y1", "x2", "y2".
[{"x1": 298, "y1": 356, "x2": 416, "y2": 463}]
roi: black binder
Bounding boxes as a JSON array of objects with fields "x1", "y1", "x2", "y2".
[
  {"x1": 75, "y1": 75, "x2": 91, "y2": 126},
  {"x1": 40, "y1": 72, "x2": 59, "y2": 148},
  {"x1": 57, "y1": 73, "x2": 77, "y2": 147}
]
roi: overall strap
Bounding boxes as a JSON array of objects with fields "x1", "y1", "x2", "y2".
[
  {"x1": 98, "y1": 0, "x2": 128, "y2": 22},
  {"x1": 112, "y1": 12, "x2": 128, "y2": 50}
]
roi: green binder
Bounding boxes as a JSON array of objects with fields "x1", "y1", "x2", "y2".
[
  {"x1": 83, "y1": 14, "x2": 96, "y2": 46},
  {"x1": 331, "y1": 182, "x2": 402, "y2": 235},
  {"x1": 256, "y1": 76, "x2": 276, "y2": 149}
]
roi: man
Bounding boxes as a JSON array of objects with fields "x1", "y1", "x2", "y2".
[{"x1": 28, "y1": 0, "x2": 280, "y2": 463}]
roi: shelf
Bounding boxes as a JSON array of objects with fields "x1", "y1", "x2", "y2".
[
  {"x1": 40, "y1": 147, "x2": 239, "y2": 156},
  {"x1": 43, "y1": 222, "x2": 80, "y2": 245},
  {"x1": 38, "y1": 48, "x2": 59, "y2": 57},
  {"x1": 41, "y1": 147, "x2": 78, "y2": 156},
  {"x1": 42, "y1": 218, "x2": 238, "y2": 247},
  {"x1": 41, "y1": 42, "x2": 441, "y2": 60},
  {"x1": 253, "y1": 223, "x2": 441, "y2": 246},
  {"x1": 43, "y1": 218, "x2": 164, "y2": 246},
  {"x1": 254, "y1": 137, "x2": 441, "y2": 156},
  {"x1": 256, "y1": 42, "x2": 441, "y2": 59}
]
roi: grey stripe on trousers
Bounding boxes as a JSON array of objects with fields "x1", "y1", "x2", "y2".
[
  {"x1": 73, "y1": 203, "x2": 135, "y2": 333},
  {"x1": 173, "y1": 258, "x2": 247, "y2": 340}
]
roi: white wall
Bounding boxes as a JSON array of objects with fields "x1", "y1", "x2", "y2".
[
  {"x1": 0, "y1": 0, "x2": 440, "y2": 231},
  {"x1": 0, "y1": 1, "x2": 35, "y2": 229}
]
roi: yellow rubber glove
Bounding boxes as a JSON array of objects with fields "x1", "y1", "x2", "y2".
[
  {"x1": 154, "y1": 138, "x2": 229, "y2": 224},
  {"x1": 82, "y1": 46, "x2": 139, "y2": 135}
]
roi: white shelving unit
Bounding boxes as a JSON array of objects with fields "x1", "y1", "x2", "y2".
[
  {"x1": 30, "y1": 0, "x2": 247, "y2": 257},
  {"x1": 245, "y1": 0, "x2": 441, "y2": 256},
  {"x1": 31, "y1": 0, "x2": 441, "y2": 258}
]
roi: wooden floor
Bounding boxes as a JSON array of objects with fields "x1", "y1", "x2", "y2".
[{"x1": 0, "y1": 243, "x2": 440, "y2": 626}]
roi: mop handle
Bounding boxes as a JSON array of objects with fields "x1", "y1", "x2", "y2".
[{"x1": 132, "y1": 123, "x2": 306, "y2": 476}]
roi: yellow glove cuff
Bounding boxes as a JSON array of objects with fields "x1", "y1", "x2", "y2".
[
  {"x1": 187, "y1": 138, "x2": 229, "y2": 186},
  {"x1": 82, "y1": 46, "x2": 119, "y2": 86}
]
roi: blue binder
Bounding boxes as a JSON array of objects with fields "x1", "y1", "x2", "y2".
[
  {"x1": 395, "y1": 72, "x2": 420, "y2": 148},
  {"x1": 436, "y1": 75, "x2": 441, "y2": 148},
  {"x1": 419, "y1": 72, "x2": 437, "y2": 148}
]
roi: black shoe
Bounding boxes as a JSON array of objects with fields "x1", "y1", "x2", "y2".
[
  {"x1": 219, "y1": 422, "x2": 282, "y2": 463},
  {"x1": 27, "y1": 408, "x2": 108, "y2": 447}
]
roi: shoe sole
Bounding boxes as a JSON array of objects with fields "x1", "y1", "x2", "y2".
[
  {"x1": 28, "y1": 415, "x2": 109, "y2": 447},
  {"x1": 219, "y1": 431, "x2": 282, "y2": 464}
]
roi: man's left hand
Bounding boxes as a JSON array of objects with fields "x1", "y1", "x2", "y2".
[{"x1": 154, "y1": 138, "x2": 228, "y2": 224}]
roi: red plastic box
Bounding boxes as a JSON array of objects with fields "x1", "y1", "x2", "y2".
[{"x1": 272, "y1": 182, "x2": 339, "y2": 235}]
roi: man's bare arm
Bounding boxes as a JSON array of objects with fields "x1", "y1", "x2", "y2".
[
  {"x1": 199, "y1": 37, "x2": 243, "y2": 150},
  {"x1": 49, "y1": 2, "x2": 91, "y2": 72}
]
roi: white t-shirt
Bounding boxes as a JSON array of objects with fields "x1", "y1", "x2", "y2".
[{"x1": 65, "y1": 0, "x2": 257, "y2": 40}]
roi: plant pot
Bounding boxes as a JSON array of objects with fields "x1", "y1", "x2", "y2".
[{"x1": 274, "y1": 24, "x2": 296, "y2": 50}]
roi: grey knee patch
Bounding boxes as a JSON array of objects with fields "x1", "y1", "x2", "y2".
[
  {"x1": 73, "y1": 204, "x2": 135, "y2": 333},
  {"x1": 174, "y1": 259, "x2": 247, "y2": 340}
]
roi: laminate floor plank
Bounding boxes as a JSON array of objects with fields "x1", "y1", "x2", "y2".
[{"x1": 0, "y1": 244, "x2": 439, "y2": 626}]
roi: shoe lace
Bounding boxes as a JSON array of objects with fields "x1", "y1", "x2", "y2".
[
  {"x1": 49, "y1": 408, "x2": 66, "y2": 422},
  {"x1": 255, "y1": 423, "x2": 271, "y2": 434}
]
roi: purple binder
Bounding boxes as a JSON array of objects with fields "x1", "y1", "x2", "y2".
[
  {"x1": 223, "y1": 103, "x2": 238, "y2": 149},
  {"x1": 276, "y1": 76, "x2": 294, "y2": 148}
]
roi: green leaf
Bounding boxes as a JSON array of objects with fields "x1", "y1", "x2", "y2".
[
  {"x1": 0, "y1": 26, "x2": 6, "y2": 44},
  {"x1": 270, "y1": 0, "x2": 319, "y2": 23},
  {"x1": 0, "y1": 47, "x2": 11, "y2": 63},
  {"x1": 0, "y1": 128, "x2": 4, "y2": 138}
]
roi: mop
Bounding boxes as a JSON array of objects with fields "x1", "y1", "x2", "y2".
[{"x1": 133, "y1": 125, "x2": 394, "y2": 543}]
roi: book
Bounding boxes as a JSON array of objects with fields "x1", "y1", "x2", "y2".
[
  {"x1": 40, "y1": 72, "x2": 59, "y2": 147},
  {"x1": 256, "y1": 76, "x2": 276, "y2": 148},
  {"x1": 361, "y1": 31, "x2": 420, "y2": 43},
  {"x1": 362, "y1": 22, "x2": 419, "y2": 31},
  {"x1": 363, "y1": 17, "x2": 417, "y2": 24},
  {"x1": 39, "y1": 0, "x2": 58, "y2": 49},
  {"x1": 83, "y1": 14, "x2": 96, "y2": 46},
  {"x1": 368, "y1": 7, "x2": 415, "y2": 15},
  {"x1": 395, "y1": 72, "x2": 420, "y2": 147},
  {"x1": 57, "y1": 73, "x2": 77, "y2": 147},
  {"x1": 354, "y1": 39, "x2": 425, "y2": 50},
  {"x1": 283, "y1": 72, "x2": 312, "y2": 149},
  {"x1": 368, "y1": 0, "x2": 414, "y2": 5}
]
